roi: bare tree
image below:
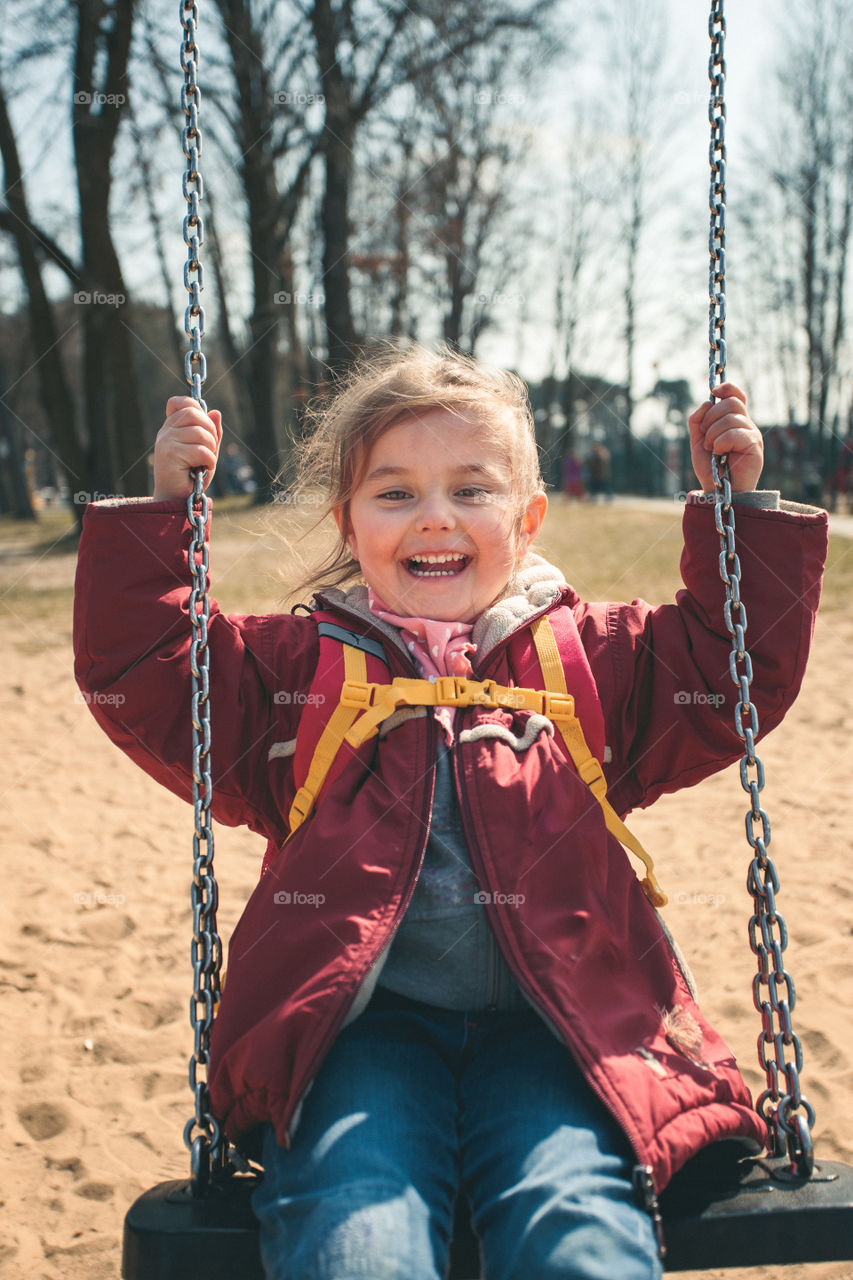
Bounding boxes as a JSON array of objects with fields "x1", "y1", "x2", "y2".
[
  {"x1": 208, "y1": 0, "x2": 319, "y2": 498},
  {"x1": 71, "y1": 0, "x2": 150, "y2": 497},
  {"x1": 307, "y1": 0, "x2": 556, "y2": 372},
  {"x1": 413, "y1": 38, "x2": 539, "y2": 354},
  {"x1": 547, "y1": 107, "x2": 619, "y2": 483},
  {"x1": 0, "y1": 67, "x2": 86, "y2": 522},
  {"x1": 604, "y1": 0, "x2": 667, "y2": 478},
  {"x1": 776, "y1": 0, "x2": 852, "y2": 470},
  {"x1": 736, "y1": 0, "x2": 853, "y2": 489}
]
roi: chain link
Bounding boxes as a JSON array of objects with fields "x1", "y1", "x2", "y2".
[
  {"x1": 180, "y1": 0, "x2": 224, "y2": 1193},
  {"x1": 181, "y1": 0, "x2": 206, "y2": 408},
  {"x1": 707, "y1": 0, "x2": 813, "y2": 1178}
]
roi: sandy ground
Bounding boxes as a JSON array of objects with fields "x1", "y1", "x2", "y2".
[{"x1": 2, "y1": 507, "x2": 853, "y2": 1280}]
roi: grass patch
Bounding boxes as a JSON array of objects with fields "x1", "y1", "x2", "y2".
[
  {"x1": 0, "y1": 499, "x2": 848, "y2": 638},
  {"x1": 822, "y1": 530, "x2": 853, "y2": 612}
]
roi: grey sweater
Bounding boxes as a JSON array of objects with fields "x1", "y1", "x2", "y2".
[{"x1": 376, "y1": 737, "x2": 529, "y2": 1011}]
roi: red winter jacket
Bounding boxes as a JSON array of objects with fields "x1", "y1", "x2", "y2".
[{"x1": 73, "y1": 494, "x2": 827, "y2": 1194}]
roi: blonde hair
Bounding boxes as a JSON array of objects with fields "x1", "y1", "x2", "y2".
[{"x1": 279, "y1": 338, "x2": 545, "y2": 602}]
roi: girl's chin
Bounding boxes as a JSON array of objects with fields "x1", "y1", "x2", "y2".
[{"x1": 380, "y1": 578, "x2": 480, "y2": 621}]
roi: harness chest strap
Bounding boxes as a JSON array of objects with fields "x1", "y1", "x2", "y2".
[
  {"x1": 528, "y1": 617, "x2": 667, "y2": 908},
  {"x1": 286, "y1": 616, "x2": 667, "y2": 908}
]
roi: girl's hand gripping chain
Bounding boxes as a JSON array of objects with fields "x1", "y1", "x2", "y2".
[
  {"x1": 688, "y1": 382, "x2": 764, "y2": 494},
  {"x1": 153, "y1": 395, "x2": 223, "y2": 500}
]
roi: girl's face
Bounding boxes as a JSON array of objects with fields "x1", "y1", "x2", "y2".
[{"x1": 333, "y1": 408, "x2": 547, "y2": 622}]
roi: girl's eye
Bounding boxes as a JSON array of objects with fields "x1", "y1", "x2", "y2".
[{"x1": 375, "y1": 486, "x2": 494, "y2": 502}]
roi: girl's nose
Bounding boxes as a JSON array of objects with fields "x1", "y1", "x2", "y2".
[{"x1": 415, "y1": 494, "x2": 455, "y2": 530}]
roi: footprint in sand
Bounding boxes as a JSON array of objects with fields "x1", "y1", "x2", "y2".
[
  {"x1": 74, "y1": 1180, "x2": 114, "y2": 1201},
  {"x1": 46, "y1": 1155, "x2": 85, "y2": 1179},
  {"x1": 141, "y1": 1070, "x2": 186, "y2": 1100},
  {"x1": 78, "y1": 911, "x2": 136, "y2": 945},
  {"x1": 17, "y1": 1101, "x2": 69, "y2": 1141}
]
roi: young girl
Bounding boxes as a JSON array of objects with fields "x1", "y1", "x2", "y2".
[{"x1": 74, "y1": 343, "x2": 827, "y2": 1280}]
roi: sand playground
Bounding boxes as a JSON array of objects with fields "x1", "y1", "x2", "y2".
[{"x1": 2, "y1": 497, "x2": 853, "y2": 1280}]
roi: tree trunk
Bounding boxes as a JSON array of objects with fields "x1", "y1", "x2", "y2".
[
  {"x1": 0, "y1": 350, "x2": 36, "y2": 520},
  {"x1": 0, "y1": 76, "x2": 86, "y2": 526},
  {"x1": 320, "y1": 124, "x2": 357, "y2": 369},
  {"x1": 243, "y1": 169, "x2": 282, "y2": 502},
  {"x1": 73, "y1": 0, "x2": 149, "y2": 497},
  {"x1": 389, "y1": 139, "x2": 413, "y2": 338},
  {"x1": 312, "y1": 0, "x2": 356, "y2": 371}
]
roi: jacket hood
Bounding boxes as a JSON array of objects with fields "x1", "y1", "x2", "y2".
[{"x1": 315, "y1": 551, "x2": 575, "y2": 666}]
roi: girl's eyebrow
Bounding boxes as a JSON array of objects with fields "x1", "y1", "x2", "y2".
[{"x1": 365, "y1": 462, "x2": 503, "y2": 482}]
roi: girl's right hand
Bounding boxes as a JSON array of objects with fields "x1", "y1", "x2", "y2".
[{"x1": 153, "y1": 396, "x2": 223, "y2": 500}]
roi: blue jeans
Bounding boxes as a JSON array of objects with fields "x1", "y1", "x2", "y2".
[{"x1": 251, "y1": 985, "x2": 662, "y2": 1280}]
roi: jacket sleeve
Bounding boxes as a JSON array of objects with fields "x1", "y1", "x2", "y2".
[
  {"x1": 73, "y1": 498, "x2": 317, "y2": 845},
  {"x1": 578, "y1": 497, "x2": 828, "y2": 816}
]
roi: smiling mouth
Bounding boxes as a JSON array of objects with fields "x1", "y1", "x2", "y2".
[{"x1": 405, "y1": 553, "x2": 470, "y2": 578}]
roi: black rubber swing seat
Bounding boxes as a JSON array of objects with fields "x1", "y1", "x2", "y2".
[{"x1": 122, "y1": 1154, "x2": 853, "y2": 1279}]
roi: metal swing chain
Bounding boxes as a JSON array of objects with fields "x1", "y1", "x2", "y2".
[
  {"x1": 180, "y1": 0, "x2": 225, "y2": 1193},
  {"x1": 707, "y1": 0, "x2": 815, "y2": 1178}
]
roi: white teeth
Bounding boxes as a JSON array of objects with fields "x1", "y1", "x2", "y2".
[
  {"x1": 411, "y1": 552, "x2": 466, "y2": 564},
  {"x1": 407, "y1": 552, "x2": 468, "y2": 578}
]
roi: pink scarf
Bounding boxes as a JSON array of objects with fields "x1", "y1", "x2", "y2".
[{"x1": 367, "y1": 587, "x2": 477, "y2": 744}]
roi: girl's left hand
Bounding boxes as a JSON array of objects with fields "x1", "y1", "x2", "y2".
[{"x1": 688, "y1": 383, "x2": 764, "y2": 493}]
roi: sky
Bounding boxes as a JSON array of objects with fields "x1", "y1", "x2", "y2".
[
  {"x1": 474, "y1": 1, "x2": 787, "y2": 409},
  {"x1": 0, "y1": 0, "x2": 818, "y2": 424}
]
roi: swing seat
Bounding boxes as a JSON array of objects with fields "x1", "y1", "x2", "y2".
[
  {"x1": 122, "y1": 1155, "x2": 853, "y2": 1278},
  {"x1": 661, "y1": 1153, "x2": 853, "y2": 1270},
  {"x1": 121, "y1": 1177, "x2": 480, "y2": 1280}
]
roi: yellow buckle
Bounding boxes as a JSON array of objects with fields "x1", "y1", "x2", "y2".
[
  {"x1": 543, "y1": 691, "x2": 575, "y2": 721},
  {"x1": 577, "y1": 755, "x2": 607, "y2": 797},
  {"x1": 434, "y1": 676, "x2": 501, "y2": 707},
  {"x1": 468, "y1": 679, "x2": 500, "y2": 705},
  {"x1": 434, "y1": 676, "x2": 465, "y2": 705},
  {"x1": 341, "y1": 680, "x2": 375, "y2": 709},
  {"x1": 290, "y1": 785, "x2": 314, "y2": 825}
]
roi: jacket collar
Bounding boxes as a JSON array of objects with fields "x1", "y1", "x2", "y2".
[{"x1": 314, "y1": 551, "x2": 575, "y2": 668}]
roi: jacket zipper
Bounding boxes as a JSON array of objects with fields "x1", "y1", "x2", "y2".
[
  {"x1": 279, "y1": 703, "x2": 439, "y2": 1146},
  {"x1": 450, "y1": 732, "x2": 667, "y2": 1258}
]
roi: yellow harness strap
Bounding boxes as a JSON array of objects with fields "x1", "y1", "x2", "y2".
[
  {"x1": 287, "y1": 644, "x2": 367, "y2": 835},
  {"x1": 528, "y1": 619, "x2": 667, "y2": 908},
  {"x1": 285, "y1": 617, "x2": 666, "y2": 908}
]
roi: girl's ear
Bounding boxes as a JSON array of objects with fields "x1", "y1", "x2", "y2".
[{"x1": 517, "y1": 491, "x2": 548, "y2": 556}]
